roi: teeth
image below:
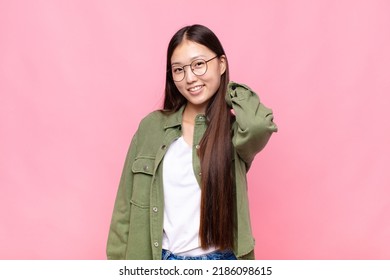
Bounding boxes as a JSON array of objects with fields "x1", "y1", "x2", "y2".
[{"x1": 189, "y1": 85, "x2": 202, "y2": 92}]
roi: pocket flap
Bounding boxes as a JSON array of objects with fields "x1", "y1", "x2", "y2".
[{"x1": 132, "y1": 157, "x2": 154, "y2": 175}]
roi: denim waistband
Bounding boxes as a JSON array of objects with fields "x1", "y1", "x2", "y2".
[{"x1": 162, "y1": 249, "x2": 237, "y2": 260}]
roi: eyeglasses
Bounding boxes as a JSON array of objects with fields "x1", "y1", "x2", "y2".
[{"x1": 170, "y1": 55, "x2": 219, "y2": 82}]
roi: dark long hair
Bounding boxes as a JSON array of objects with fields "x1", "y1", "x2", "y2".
[{"x1": 163, "y1": 24, "x2": 234, "y2": 250}]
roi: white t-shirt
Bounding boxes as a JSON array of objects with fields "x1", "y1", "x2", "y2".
[{"x1": 162, "y1": 137, "x2": 216, "y2": 256}]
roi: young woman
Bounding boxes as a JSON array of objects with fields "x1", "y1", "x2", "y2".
[{"x1": 106, "y1": 24, "x2": 277, "y2": 260}]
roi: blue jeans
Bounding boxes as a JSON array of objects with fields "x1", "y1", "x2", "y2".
[{"x1": 162, "y1": 249, "x2": 237, "y2": 260}]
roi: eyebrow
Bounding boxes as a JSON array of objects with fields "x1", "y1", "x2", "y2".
[{"x1": 171, "y1": 55, "x2": 207, "y2": 66}]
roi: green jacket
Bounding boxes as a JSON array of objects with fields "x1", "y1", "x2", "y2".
[{"x1": 106, "y1": 82, "x2": 277, "y2": 260}]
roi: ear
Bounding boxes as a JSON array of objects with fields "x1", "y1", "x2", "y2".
[{"x1": 219, "y1": 55, "x2": 227, "y2": 75}]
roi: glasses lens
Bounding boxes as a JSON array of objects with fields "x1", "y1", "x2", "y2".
[
  {"x1": 191, "y1": 59, "x2": 207, "y2": 76},
  {"x1": 171, "y1": 66, "x2": 185, "y2": 82}
]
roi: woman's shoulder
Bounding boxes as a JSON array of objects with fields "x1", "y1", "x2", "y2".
[
  {"x1": 132, "y1": 109, "x2": 181, "y2": 150},
  {"x1": 140, "y1": 109, "x2": 165, "y2": 122},
  {"x1": 137, "y1": 109, "x2": 181, "y2": 132},
  {"x1": 137, "y1": 110, "x2": 165, "y2": 129}
]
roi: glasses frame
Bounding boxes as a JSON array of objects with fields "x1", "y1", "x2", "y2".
[{"x1": 170, "y1": 55, "x2": 219, "y2": 82}]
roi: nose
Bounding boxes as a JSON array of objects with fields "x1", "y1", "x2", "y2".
[{"x1": 184, "y1": 66, "x2": 197, "y2": 83}]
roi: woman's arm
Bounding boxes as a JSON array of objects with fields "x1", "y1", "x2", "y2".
[
  {"x1": 106, "y1": 133, "x2": 138, "y2": 259},
  {"x1": 226, "y1": 82, "x2": 278, "y2": 168}
]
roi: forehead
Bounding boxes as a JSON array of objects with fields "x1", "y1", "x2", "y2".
[{"x1": 171, "y1": 40, "x2": 214, "y2": 64}]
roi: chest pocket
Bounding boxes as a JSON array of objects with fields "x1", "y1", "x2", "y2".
[{"x1": 131, "y1": 157, "x2": 155, "y2": 208}]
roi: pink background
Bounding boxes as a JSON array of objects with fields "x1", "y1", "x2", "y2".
[{"x1": 1, "y1": 0, "x2": 389, "y2": 259}]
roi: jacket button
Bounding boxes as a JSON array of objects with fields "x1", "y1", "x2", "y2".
[
  {"x1": 143, "y1": 165, "x2": 149, "y2": 172},
  {"x1": 154, "y1": 241, "x2": 159, "y2": 247},
  {"x1": 195, "y1": 144, "x2": 200, "y2": 149},
  {"x1": 198, "y1": 172, "x2": 202, "y2": 176},
  {"x1": 152, "y1": 207, "x2": 158, "y2": 213},
  {"x1": 161, "y1": 145, "x2": 166, "y2": 150}
]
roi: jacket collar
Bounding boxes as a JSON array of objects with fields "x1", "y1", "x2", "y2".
[{"x1": 163, "y1": 105, "x2": 185, "y2": 130}]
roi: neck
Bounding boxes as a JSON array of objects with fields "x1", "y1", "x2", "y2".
[
  {"x1": 183, "y1": 103, "x2": 206, "y2": 123},
  {"x1": 183, "y1": 103, "x2": 206, "y2": 119}
]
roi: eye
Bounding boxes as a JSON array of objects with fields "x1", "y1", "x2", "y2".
[
  {"x1": 172, "y1": 67, "x2": 184, "y2": 74},
  {"x1": 192, "y1": 60, "x2": 206, "y2": 69}
]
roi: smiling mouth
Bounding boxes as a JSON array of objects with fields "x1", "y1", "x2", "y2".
[{"x1": 188, "y1": 85, "x2": 203, "y2": 92}]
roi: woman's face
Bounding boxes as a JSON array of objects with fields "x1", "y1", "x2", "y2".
[{"x1": 170, "y1": 39, "x2": 226, "y2": 113}]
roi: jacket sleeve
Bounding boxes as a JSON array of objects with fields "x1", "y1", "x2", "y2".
[
  {"x1": 106, "y1": 133, "x2": 138, "y2": 259},
  {"x1": 226, "y1": 82, "x2": 278, "y2": 168}
]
